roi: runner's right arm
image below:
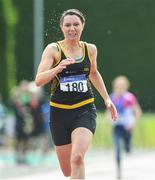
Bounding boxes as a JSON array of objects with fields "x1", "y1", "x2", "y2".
[{"x1": 35, "y1": 43, "x2": 74, "y2": 86}]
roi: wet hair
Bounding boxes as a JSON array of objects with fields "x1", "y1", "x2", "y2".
[{"x1": 60, "y1": 9, "x2": 85, "y2": 26}]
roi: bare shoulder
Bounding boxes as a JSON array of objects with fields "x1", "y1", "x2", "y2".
[
  {"x1": 86, "y1": 43, "x2": 97, "y2": 55},
  {"x1": 42, "y1": 43, "x2": 60, "y2": 63},
  {"x1": 44, "y1": 42, "x2": 59, "y2": 54}
]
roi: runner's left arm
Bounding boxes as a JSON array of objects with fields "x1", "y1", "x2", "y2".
[{"x1": 88, "y1": 43, "x2": 117, "y2": 120}]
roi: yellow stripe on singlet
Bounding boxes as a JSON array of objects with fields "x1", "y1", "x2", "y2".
[{"x1": 50, "y1": 98, "x2": 94, "y2": 109}]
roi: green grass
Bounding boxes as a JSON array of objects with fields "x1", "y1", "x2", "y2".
[{"x1": 92, "y1": 112, "x2": 155, "y2": 148}]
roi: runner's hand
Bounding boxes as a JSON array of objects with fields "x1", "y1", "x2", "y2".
[
  {"x1": 55, "y1": 58, "x2": 75, "y2": 73},
  {"x1": 105, "y1": 99, "x2": 118, "y2": 121}
]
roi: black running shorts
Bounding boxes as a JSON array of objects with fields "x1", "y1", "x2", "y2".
[{"x1": 49, "y1": 104, "x2": 97, "y2": 146}]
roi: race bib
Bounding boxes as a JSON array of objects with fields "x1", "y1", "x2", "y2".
[{"x1": 60, "y1": 74, "x2": 88, "y2": 92}]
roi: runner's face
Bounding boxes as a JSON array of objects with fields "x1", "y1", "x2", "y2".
[{"x1": 61, "y1": 15, "x2": 84, "y2": 41}]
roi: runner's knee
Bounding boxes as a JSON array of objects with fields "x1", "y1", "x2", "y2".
[{"x1": 71, "y1": 153, "x2": 84, "y2": 165}]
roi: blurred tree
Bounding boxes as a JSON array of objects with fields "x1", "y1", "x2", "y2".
[
  {"x1": 1, "y1": 0, "x2": 18, "y2": 102},
  {"x1": 0, "y1": 2, "x2": 6, "y2": 100},
  {"x1": 14, "y1": 0, "x2": 33, "y2": 82}
]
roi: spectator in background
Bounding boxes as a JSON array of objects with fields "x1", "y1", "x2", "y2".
[
  {"x1": 109, "y1": 75, "x2": 142, "y2": 179},
  {"x1": 28, "y1": 81, "x2": 49, "y2": 154},
  {"x1": 28, "y1": 82, "x2": 43, "y2": 138},
  {"x1": 10, "y1": 86, "x2": 29, "y2": 164},
  {"x1": 19, "y1": 80, "x2": 31, "y2": 105},
  {"x1": 0, "y1": 94, "x2": 7, "y2": 146},
  {"x1": 10, "y1": 80, "x2": 50, "y2": 163},
  {"x1": 41, "y1": 98, "x2": 54, "y2": 153}
]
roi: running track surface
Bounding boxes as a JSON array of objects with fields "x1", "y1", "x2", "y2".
[{"x1": 1, "y1": 149, "x2": 155, "y2": 180}]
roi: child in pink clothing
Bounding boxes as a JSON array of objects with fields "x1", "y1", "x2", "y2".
[{"x1": 110, "y1": 76, "x2": 142, "y2": 179}]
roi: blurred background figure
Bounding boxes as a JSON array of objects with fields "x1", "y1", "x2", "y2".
[
  {"x1": 41, "y1": 97, "x2": 54, "y2": 153},
  {"x1": 10, "y1": 84, "x2": 30, "y2": 164},
  {"x1": 28, "y1": 81, "x2": 49, "y2": 155},
  {"x1": 110, "y1": 75, "x2": 142, "y2": 179},
  {"x1": 9, "y1": 80, "x2": 52, "y2": 164},
  {"x1": 0, "y1": 94, "x2": 7, "y2": 146}
]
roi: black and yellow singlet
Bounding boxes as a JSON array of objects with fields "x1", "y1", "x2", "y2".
[{"x1": 50, "y1": 41, "x2": 94, "y2": 109}]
